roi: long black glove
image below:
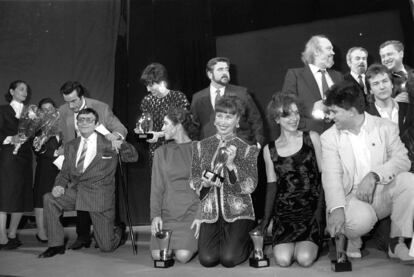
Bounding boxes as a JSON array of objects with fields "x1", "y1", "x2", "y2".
[{"x1": 258, "y1": 181, "x2": 277, "y2": 235}]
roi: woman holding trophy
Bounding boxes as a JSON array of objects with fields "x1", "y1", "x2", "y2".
[
  {"x1": 258, "y1": 93, "x2": 325, "y2": 267},
  {"x1": 190, "y1": 96, "x2": 260, "y2": 268},
  {"x1": 0, "y1": 80, "x2": 33, "y2": 249},
  {"x1": 150, "y1": 106, "x2": 200, "y2": 263},
  {"x1": 136, "y1": 63, "x2": 189, "y2": 161}
]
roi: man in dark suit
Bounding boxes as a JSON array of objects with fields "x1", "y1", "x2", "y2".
[
  {"x1": 58, "y1": 81, "x2": 127, "y2": 250},
  {"x1": 365, "y1": 63, "x2": 409, "y2": 134},
  {"x1": 281, "y1": 35, "x2": 343, "y2": 134},
  {"x1": 379, "y1": 40, "x2": 414, "y2": 117},
  {"x1": 343, "y1": 47, "x2": 370, "y2": 105},
  {"x1": 39, "y1": 108, "x2": 137, "y2": 258},
  {"x1": 191, "y1": 57, "x2": 264, "y2": 147}
]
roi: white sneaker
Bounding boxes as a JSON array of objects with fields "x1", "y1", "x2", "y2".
[
  {"x1": 388, "y1": 242, "x2": 414, "y2": 264},
  {"x1": 346, "y1": 237, "x2": 362, "y2": 259}
]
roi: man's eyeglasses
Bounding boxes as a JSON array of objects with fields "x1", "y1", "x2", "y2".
[{"x1": 77, "y1": 117, "x2": 95, "y2": 124}]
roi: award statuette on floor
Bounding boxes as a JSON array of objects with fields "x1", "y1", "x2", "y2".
[
  {"x1": 135, "y1": 112, "x2": 154, "y2": 140},
  {"x1": 249, "y1": 229, "x2": 270, "y2": 268},
  {"x1": 154, "y1": 229, "x2": 174, "y2": 268},
  {"x1": 331, "y1": 233, "x2": 352, "y2": 272},
  {"x1": 202, "y1": 146, "x2": 228, "y2": 184}
]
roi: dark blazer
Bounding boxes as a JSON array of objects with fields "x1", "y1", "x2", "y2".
[
  {"x1": 191, "y1": 84, "x2": 264, "y2": 146},
  {"x1": 55, "y1": 133, "x2": 119, "y2": 212},
  {"x1": 281, "y1": 65, "x2": 343, "y2": 134},
  {"x1": 343, "y1": 72, "x2": 372, "y2": 107},
  {"x1": 58, "y1": 97, "x2": 127, "y2": 145},
  {"x1": 366, "y1": 101, "x2": 409, "y2": 135}
]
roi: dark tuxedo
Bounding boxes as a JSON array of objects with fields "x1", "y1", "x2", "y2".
[
  {"x1": 191, "y1": 84, "x2": 264, "y2": 146},
  {"x1": 343, "y1": 72, "x2": 371, "y2": 107},
  {"x1": 282, "y1": 65, "x2": 343, "y2": 134},
  {"x1": 43, "y1": 133, "x2": 137, "y2": 251}
]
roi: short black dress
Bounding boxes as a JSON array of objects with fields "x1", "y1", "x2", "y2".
[{"x1": 269, "y1": 131, "x2": 325, "y2": 247}]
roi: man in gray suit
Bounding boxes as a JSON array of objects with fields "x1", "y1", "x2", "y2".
[
  {"x1": 39, "y1": 108, "x2": 137, "y2": 258},
  {"x1": 58, "y1": 81, "x2": 127, "y2": 250}
]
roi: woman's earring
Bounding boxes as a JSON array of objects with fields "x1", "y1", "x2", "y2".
[{"x1": 236, "y1": 123, "x2": 240, "y2": 128}]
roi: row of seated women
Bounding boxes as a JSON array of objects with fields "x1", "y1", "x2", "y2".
[
  {"x1": 150, "y1": 94, "x2": 324, "y2": 267},
  {"x1": 0, "y1": 80, "x2": 60, "y2": 249}
]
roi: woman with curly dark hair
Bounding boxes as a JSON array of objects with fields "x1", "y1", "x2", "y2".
[
  {"x1": 150, "y1": 106, "x2": 200, "y2": 263},
  {"x1": 258, "y1": 92, "x2": 325, "y2": 267}
]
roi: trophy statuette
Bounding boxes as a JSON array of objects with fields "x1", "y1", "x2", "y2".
[
  {"x1": 202, "y1": 146, "x2": 228, "y2": 184},
  {"x1": 135, "y1": 112, "x2": 154, "y2": 140},
  {"x1": 331, "y1": 233, "x2": 352, "y2": 272},
  {"x1": 249, "y1": 229, "x2": 270, "y2": 268},
  {"x1": 154, "y1": 229, "x2": 174, "y2": 268}
]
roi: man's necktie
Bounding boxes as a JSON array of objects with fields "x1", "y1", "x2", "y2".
[
  {"x1": 214, "y1": 89, "x2": 222, "y2": 108},
  {"x1": 76, "y1": 139, "x2": 88, "y2": 173},
  {"x1": 358, "y1": 74, "x2": 366, "y2": 94},
  {"x1": 319, "y1": 69, "x2": 329, "y2": 98}
]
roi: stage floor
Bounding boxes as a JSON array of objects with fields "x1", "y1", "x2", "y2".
[{"x1": 0, "y1": 226, "x2": 412, "y2": 277}]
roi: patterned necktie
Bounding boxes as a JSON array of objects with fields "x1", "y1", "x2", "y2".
[
  {"x1": 358, "y1": 75, "x2": 366, "y2": 94},
  {"x1": 214, "y1": 89, "x2": 222, "y2": 108},
  {"x1": 319, "y1": 69, "x2": 329, "y2": 98},
  {"x1": 76, "y1": 139, "x2": 88, "y2": 173}
]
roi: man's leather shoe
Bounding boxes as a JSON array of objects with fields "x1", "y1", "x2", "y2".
[
  {"x1": 388, "y1": 242, "x2": 414, "y2": 264},
  {"x1": 38, "y1": 246, "x2": 65, "y2": 258},
  {"x1": 3, "y1": 237, "x2": 22, "y2": 250},
  {"x1": 68, "y1": 240, "x2": 91, "y2": 250}
]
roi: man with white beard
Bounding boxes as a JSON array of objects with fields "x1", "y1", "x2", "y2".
[{"x1": 282, "y1": 35, "x2": 343, "y2": 134}]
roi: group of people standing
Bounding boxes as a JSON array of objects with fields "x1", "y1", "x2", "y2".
[{"x1": 0, "y1": 34, "x2": 413, "y2": 269}]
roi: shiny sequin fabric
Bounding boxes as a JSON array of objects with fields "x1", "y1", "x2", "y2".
[
  {"x1": 190, "y1": 134, "x2": 259, "y2": 223},
  {"x1": 139, "y1": 90, "x2": 189, "y2": 159}
]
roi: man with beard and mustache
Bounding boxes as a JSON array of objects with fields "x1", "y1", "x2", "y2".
[
  {"x1": 191, "y1": 57, "x2": 264, "y2": 147},
  {"x1": 344, "y1": 47, "x2": 370, "y2": 105},
  {"x1": 282, "y1": 35, "x2": 343, "y2": 134}
]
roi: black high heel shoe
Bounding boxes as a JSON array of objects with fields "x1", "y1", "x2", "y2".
[{"x1": 36, "y1": 234, "x2": 48, "y2": 244}]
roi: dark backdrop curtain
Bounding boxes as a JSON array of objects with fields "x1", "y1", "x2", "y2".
[
  {"x1": 0, "y1": 0, "x2": 121, "y2": 107},
  {"x1": 118, "y1": 0, "x2": 215, "y2": 225}
]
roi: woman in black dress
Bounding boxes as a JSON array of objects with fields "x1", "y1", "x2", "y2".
[
  {"x1": 33, "y1": 98, "x2": 61, "y2": 243},
  {"x1": 259, "y1": 93, "x2": 325, "y2": 267},
  {"x1": 0, "y1": 80, "x2": 33, "y2": 249}
]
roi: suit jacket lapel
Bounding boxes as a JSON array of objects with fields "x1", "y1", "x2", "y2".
[{"x1": 303, "y1": 65, "x2": 322, "y2": 100}]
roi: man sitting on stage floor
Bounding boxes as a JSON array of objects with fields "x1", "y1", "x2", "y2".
[{"x1": 39, "y1": 108, "x2": 138, "y2": 258}]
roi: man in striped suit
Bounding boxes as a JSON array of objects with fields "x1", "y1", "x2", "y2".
[{"x1": 39, "y1": 108, "x2": 137, "y2": 258}]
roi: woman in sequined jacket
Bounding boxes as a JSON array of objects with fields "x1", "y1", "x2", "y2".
[{"x1": 190, "y1": 95, "x2": 259, "y2": 268}]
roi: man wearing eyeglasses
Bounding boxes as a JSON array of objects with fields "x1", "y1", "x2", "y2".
[
  {"x1": 39, "y1": 108, "x2": 137, "y2": 258},
  {"x1": 57, "y1": 81, "x2": 127, "y2": 251}
]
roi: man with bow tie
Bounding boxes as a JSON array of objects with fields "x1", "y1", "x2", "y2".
[{"x1": 39, "y1": 108, "x2": 137, "y2": 258}]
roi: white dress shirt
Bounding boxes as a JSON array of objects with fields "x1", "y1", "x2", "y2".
[
  {"x1": 309, "y1": 64, "x2": 334, "y2": 98},
  {"x1": 210, "y1": 85, "x2": 224, "y2": 109},
  {"x1": 342, "y1": 117, "x2": 371, "y2": 190},
  {"x1": 76, "y1": 132, "x2": 97, "y2": 172},
  {"x1": 375, "y1": 99, "x2": 399, "y2": 125}
]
